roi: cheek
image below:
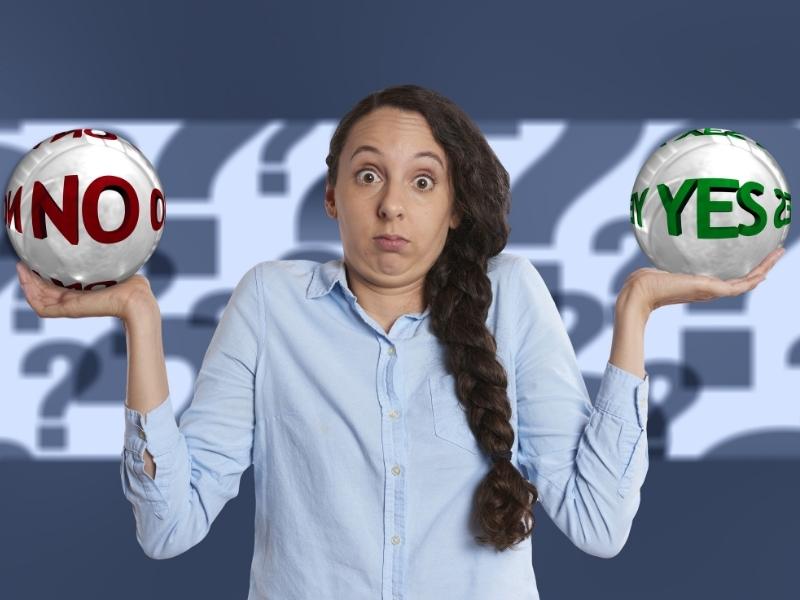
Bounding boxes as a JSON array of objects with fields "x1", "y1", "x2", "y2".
[
  {"x1": 417, "y1": 221, "x2": 448, "y2": 249},
  {"x1": 338, "y1": 212, "x2": 370, "y2": 243}
]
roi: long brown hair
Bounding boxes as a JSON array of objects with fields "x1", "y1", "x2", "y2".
[{"x1": 325, "y1": 84, "x2": 538, "y2": 551}]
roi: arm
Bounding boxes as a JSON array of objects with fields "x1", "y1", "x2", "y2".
[
  {"x1": 122, "y1": 300, "x2": 169, "y2": 480},
  {"x1": 119, "y1": 266, "x2": 260, "y2": 559},
  {"x1": 513, "y1": 257, "x2": 650, "y2": 559},
  {"x1": 608, "y1": 285, "x2": 650, "y2": 380},
  {"x1": 514, "y1": 246, "x2": 783, "y2": 559}
]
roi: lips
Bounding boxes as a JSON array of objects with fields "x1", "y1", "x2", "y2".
[
  {"x1": 375, "y1": 235, "x2": 408, "y2": 241},
  {"x1": 374, "y1": 236, "x2": 409, "y2": 251}
]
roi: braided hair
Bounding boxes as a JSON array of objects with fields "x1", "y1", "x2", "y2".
[{"x1": 325, "y1": 84, "x2": 538, "y2": 551}]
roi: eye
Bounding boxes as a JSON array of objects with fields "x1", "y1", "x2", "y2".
[
  {"x1": 414, "y1": 174, "x2": 436, "y2": 191},
  {"x1": 355, "y1": 168, "x2": 381, "y2": 185}
]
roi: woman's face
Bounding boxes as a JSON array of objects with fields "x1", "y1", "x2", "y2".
[{"x1": 325, "y1": 106, "x2": 460, "y2": 300}]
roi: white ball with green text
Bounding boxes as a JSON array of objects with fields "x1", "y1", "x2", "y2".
[{"x1": 630, "y1": 128, "x2": 791, "y2": 280}]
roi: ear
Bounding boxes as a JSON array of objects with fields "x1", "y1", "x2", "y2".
[
  {"x1": 324, "y1": 184, "x2": 337, "y2": 219},
  {"x1": 450, "y1": 210, "x2": 461, "y2": 230}
]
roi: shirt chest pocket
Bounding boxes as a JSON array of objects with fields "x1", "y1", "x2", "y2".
[{"x1": 428, "y1": 374, "x2": 481, "y2": 455}]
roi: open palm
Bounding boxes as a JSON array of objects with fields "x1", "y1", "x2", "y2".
[
  {"x1": 624, "y1": 247, "x2": 786, "y2": 312},
  {"x1": 16, "y1": 262, "x2": 153, "y2": 320}
]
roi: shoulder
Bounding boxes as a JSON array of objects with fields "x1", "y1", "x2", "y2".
[
  {"x1": 226, "y1": 259, "x2": 319, "y2": 298},
  {"x1": 489, "y1": 251, "x2": 551, "y2": 305},
  {"x1": 244, "y1": 258, "x2": 324, "y2": 303},
  {"x1": 488, "y1": 251, "x2": 534, "y2": 280},
  {"x1": 250, "y1": 258, "x2": 319, "y2": 281}
]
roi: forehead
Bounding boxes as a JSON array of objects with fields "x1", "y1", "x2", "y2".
[{"x1": 344, "y1": 107, "x2": 446, "y2": 165}]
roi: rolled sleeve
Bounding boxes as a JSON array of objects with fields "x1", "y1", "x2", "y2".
[
  {"x1": 123, "y1": 394, "x2": 180, "y2": 457},
  {"x1": 120, "y1": 395, "x2": 180, "y2": 521},
  {"x1": 585, "y1": 362, "x2": 650, "y2": 502},
  {"x1": 594, "y1": 361, "x2": 649, "y2": 430}
]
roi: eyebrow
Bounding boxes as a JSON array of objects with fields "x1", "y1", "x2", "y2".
[{"x1": 349, "y1": 145, "x2": 445, "y2": 170}]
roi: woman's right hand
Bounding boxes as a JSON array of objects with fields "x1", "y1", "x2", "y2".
[{"x1": 16, "y1": 262, "x2": 156, "y2": 321}]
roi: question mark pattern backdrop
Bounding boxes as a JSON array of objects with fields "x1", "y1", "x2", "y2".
[{"x1": 2, "y1": 120, "x2": 798, "y2": 462}]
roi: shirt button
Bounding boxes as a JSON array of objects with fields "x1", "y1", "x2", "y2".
[
  {"x1": 391, "y1": 465, "x2": 401, "y2": 476},
  {"x1": 391, "y1": 535, "x2": 401, "y2": 545},
  {"x1": 388, "y1": 409, "x2": 400, "y2": 419},
  {"x1": 387, "y1": 346, "x2": 396, "y2": 356}
]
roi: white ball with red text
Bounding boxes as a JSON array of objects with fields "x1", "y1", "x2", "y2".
[{"x1": 4, "y1": 128, "x2": 166, "y2": 290}]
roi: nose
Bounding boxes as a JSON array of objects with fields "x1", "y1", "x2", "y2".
[{"x1": 377, "y1": 178, "x2": 405, "y2": 220}]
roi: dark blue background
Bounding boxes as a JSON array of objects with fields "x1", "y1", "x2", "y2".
[
  {"x1": 1, "y1": 1, "x2": 798, "y2": 598},
  {"x1": 2, "y1": 0, "x2": 797, "y2": 118}
]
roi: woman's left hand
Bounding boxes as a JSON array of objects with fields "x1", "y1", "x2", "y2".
[{"x1": 623, "y1": 247, "x2": 787, "y2": 315}]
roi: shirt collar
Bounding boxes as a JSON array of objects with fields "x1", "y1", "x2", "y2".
[
  {"x1": 306, "y1": 258, "x2": 431, "y2": 320},
  {"x1": 306, "y1": 258, "x2": 350, "y2": 300}
]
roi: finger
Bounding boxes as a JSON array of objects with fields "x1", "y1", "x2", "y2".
[
  {"x1": 743, "y1": 259, "x2": 771, "y2": 280},
  {"x1": 16, "y1": 262, "x2": 27, "y2": 283},
  {"x1": 723, "y1": 277, "x2": 761, "y2": 298},
  {"x1": 761, "y1": 247, "x2": 785, "y2": 269},
  {"x1": 733, "y1": 248, "x2": 784, "y2": 282},
  {"x1": 20, "y1": 278, "x2": 69, "y2": 317},
  {"x1": 716, "y1": 270, "x2": 765, "y2": 296},
  {"x1": 755, "y1": 247, "x2": 785, "y2": 273},
  {"x1": 765, "y1": 247, "x2": 787, "y2": 272},
  {"x1": 19, "y1": 284, "x2": 54, "y2": 317},
  {"x1": 733, "y1": 269, "x2": 767, "y2": 286},
  {"x1": 743, "y1": 271, "x2": 768, "y2": 292},
  {"x1": 17, "y1": 263, "x2": 47, "y2": 291}
]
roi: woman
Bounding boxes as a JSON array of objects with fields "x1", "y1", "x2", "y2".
[{"x1": 16, "y1": 84, "x2": 784, "y2": 599}]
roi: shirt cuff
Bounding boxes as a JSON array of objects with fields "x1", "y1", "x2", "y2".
[
  {"x1": 592, "y1": 362, "x2": 649, "y2": 430},
  {"x1": 123, "y1": 395, "x2": 180, "y2": 456}
]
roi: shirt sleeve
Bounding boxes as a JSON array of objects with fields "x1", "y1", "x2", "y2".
[
  {"x1": 511, "y1": 256, "x2": 650, "y2": 559},
  {"x1": 119, "y1": 265, "x2": 261, "y2": 559}
]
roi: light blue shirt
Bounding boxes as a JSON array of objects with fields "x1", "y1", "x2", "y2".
[{"x1": 120, "y1": 251, "x2": 650, "y2": 600}]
